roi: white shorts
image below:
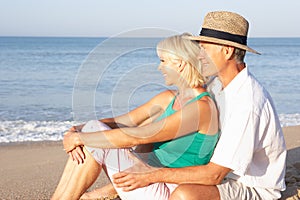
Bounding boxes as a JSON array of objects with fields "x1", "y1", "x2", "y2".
[{"x1": 82, "y1": 120, "x2": 177, "y2": 200}]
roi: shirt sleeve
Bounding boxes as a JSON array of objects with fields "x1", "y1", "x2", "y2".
[{"x1": 210, "y1": 106, "x2": 259, "y2": 176}]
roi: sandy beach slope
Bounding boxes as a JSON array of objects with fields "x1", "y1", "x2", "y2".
[{"x1": 0, "y1": 126, "x2": 299, "y2": 199}]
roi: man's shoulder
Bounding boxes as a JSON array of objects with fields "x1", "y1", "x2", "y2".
[
  {"x1": 246, "y1": 72, "x2": 272, "y2": 100},
  {"x1": 207, "y1": 73, "x2": 273, "y2": 105},
  {"x1": 241, "y1": 73, "x2": 278, "y2": 116}
]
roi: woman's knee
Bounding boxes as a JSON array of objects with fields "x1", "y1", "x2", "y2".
[{"x1": 82, "y1": 120, "x2": 111, "y2": 132}]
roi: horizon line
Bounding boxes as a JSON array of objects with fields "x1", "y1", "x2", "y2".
[{"x1": 1, "y1": 35, "x2": 300, "y2": 39}]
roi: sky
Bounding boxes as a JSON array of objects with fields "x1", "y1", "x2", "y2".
[{"x1": 1, "y1": 0, "x2": 300, "y2": 38}]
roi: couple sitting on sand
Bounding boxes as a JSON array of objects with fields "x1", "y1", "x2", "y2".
[{"x1": 52, "y1": 11, "x2": 286, "y2": 200}]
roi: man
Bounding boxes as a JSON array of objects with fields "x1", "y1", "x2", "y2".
[{"x1": 113, "y1": 11, "x2": 287, "y2": 200}]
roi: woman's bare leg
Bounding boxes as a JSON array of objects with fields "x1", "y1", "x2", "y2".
[{"x1": 51, "y1": 148, "x2": 102, "y2": 200}]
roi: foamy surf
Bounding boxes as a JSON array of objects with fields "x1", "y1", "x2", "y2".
[{"x1": 1, "y1": 113, "x2": 300, "y2": 143}]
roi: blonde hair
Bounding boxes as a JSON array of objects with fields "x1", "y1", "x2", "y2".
[{"x1": 157, "y1": 33, "x2": 206, "y2": 88}]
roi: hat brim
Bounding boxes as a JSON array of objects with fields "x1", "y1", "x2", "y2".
[{"x1": 185, "y1": 35, "x2": 260, "y2": 55}]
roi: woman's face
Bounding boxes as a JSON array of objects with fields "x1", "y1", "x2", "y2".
[{"x1": 157, "y1": 50, "x2": 181, "y2": 86}]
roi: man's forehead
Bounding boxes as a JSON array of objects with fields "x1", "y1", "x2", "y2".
[
  {"x1": 199, "y1": 41, "x2": 225, "y2": 48},
  {"x1": 199, "y1": 41, "x2": 216, "y2": 45},
  {"x1": 198, "y1": 41, "x2": 213, "y2": 48}
]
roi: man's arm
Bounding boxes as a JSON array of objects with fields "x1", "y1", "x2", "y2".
[
  {"x1": 112, "y1": 162, "x2": 231, "y2": 192},
  {"x1": 157, "y1": 162, "x2": 230, "y2": 185}
]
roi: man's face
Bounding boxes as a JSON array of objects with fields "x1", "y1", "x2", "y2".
[{"x1": 198, "y1": 41, "x2": 222, "y2": 77}]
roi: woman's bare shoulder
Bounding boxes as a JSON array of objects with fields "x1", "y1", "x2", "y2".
[{"x1": 151, "y1": 90, "x2": 176, "y2": 104}]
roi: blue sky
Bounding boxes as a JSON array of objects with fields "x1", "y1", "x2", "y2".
[{"x1": 1, "y1": 0, "x2": 300, "y2": 37}]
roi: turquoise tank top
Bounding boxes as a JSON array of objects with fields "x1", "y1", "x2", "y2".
[{"x1": 148, "y1": 92, "x2": 219, "y2": 168}]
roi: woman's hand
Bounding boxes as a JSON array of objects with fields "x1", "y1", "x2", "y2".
[
  {"x1": 69, "y1": 146, "x2": 86, "y2": 164},
  {"x1": 69, "y1": 124, "x2": 85, "y2": 132},
  {"x1": 63, "y1": 131, "x2": 84, "y2": 153}
]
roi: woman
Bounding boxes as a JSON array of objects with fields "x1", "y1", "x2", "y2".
[{"x1": 52, "y1": 33, "x2": 219, "y2": 200}]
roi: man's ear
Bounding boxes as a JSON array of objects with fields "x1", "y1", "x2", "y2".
[{"x1": 223, "y1": 46, "x2": 235, "y2": 60}]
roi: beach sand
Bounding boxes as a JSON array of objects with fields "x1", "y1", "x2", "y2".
[{"x1": 0, "y1": 126, "x2": 299, "y2": 200}]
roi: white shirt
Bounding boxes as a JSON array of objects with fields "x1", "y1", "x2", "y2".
[{"x1": 208, "y1": 67, "x2": 286, "y2": 199}]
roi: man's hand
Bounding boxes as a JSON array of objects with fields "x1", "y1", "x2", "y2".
[
  {"x1": 113, "y1": 172, "x2": 147, "y2": 191},
  {"x1": 112, "y1": 152, "x2": 158, "y2": 191}
]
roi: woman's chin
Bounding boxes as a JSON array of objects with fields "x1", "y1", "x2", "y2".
[{"x1": 164, "y1": 80, "x2": 172, "y2": 86}]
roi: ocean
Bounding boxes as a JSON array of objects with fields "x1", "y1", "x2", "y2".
[{"x1": 0, "y1": 36, "x2": 300, "y2": 143}]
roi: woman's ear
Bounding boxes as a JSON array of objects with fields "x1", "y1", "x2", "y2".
[{"x1": 178, "y1": 60, "x2": 186, "y2": 72}]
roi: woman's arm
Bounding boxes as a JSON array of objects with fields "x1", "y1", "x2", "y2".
[
  {"x1": 75, "y1": 97, "x2": 217, "y2": 149},
  {"x1": 64, "y1": 90, "x2": 175, "y2": 152},
  {"x1": 108, "y1": 90, "x2": 175, "y2": 127},
  {"x1": 70, "y1": 90, "x2": 174, "y2": 131}
]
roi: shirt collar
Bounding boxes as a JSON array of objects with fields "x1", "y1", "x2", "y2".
[{"x1": 221, "y1": 66, "x2": 249, "y2": 98}]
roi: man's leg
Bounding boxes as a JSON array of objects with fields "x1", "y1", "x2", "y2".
[
  {"x1": 51, "y1": 147, "x2": 102, "y2": 200},
  {"x1": 169, "y1": 184, "x2": 220, "y2": 200}
]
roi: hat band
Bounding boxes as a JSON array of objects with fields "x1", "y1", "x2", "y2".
[{"x1": 200, "y1": 28, "x2": 247, "y2": 45}]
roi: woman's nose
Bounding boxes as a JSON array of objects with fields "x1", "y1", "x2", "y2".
[{"x1": 157, "y1": 63, "x2": 162, "y2": 70}]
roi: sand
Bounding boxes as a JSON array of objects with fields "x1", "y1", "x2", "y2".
[{"x1": 0, "y1": 126, "x2": 299, "y2": 200}]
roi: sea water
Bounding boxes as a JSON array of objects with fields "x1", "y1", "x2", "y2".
[{"x1": 0, "y1": 36, "x2": 299, "y2": 143}]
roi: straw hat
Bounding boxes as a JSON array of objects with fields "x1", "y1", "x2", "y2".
[{"x1": 188, "y1": 11, "x2": 260, "y2": 54}]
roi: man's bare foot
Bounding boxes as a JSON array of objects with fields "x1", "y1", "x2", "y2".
[{"x1": 80, "y1": 183, "x2": 118, "y2": 200}]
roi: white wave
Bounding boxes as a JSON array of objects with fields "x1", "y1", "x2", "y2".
[
  {"x1": 0, "y1": 120, "x2": 74, "y2": 143},
  {"x1": 1, "y1": 114, "x2": 300, "y2": 143},
  {"x1": 279, "y1": 113, "x2": 300, "y2": 127}
]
